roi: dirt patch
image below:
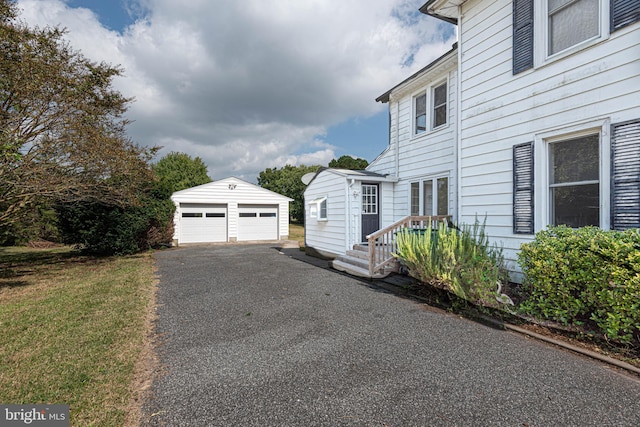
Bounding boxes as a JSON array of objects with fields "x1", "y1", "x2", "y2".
[{"x1": 123, "y1": 272, "x2": 161, "y2": 427}]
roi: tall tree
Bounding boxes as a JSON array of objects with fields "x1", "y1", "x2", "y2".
[
  {"x1": 258, "y1": 164, "x2": 321, "y2": 223},
  {"x1": 328, "y1": 155, "x2": 369, "y2": 170},
  {"x1": 0, "y1": 1, "x2": 155, "y2": 230},
  {"x1": 153, "y1": 152, "x2": 211, "y2": 194}
]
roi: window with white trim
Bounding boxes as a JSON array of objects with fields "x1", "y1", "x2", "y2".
[
  {"x1": 432, "y1": 82, "x2": 447, "y2": 129},
  {"x1": 410, "y1": 177, "x2": 449, "y2": 216},
  {"x1": 515, "y1": 119, "x2": 640, "y2": 233},
  {"x1": 308, "y1": 196, "x2": 328, "y2": 221},
  {"x1": 512, "y1": 0, "x2": 639, "y2": 73},
  {"x1": 548, "y1": 133, "x2": 600, "y2": 227},
  {"x1": 413, "y1": 80, "x2": 448, "y2": 135},
  {"x1": 548, "y1": 0, "x2": 600, "y2": 55}
]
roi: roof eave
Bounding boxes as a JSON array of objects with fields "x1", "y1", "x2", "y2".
[{"x1": 419, "y1": 0, "x2": 461, "y2": 25}]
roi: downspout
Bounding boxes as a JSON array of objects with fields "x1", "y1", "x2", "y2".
[{"x1": 456, "y1": 8, "x2": 463, "y2": 227}]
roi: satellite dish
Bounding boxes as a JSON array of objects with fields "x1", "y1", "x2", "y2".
[{"x1": 301, "y1": 172, "x2": 316, "y2": 185}]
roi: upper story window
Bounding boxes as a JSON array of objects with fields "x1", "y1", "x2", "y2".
[
  {"x1": 548, "y1": 0, "x2": 600, "y2": 55},
  {"x1": 513, "y1": 0, "x2": 639, "y2": 74},
  {"x1": 413, "y1": 80, "x2": 448, "y2": 135},
  {"x1": 432, "y1": 82, "x2": 448, "y2": 128},
  {"x1": 415, "y1": 94, "x2": 427, "y2": 134}
]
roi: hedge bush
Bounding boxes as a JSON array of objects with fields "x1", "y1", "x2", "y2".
[
  {"x1": 394, "y1": 219, "x2": 509, "y2": 306},
  {"x1": 518, "y1": 226, "x2": 640, "y2": 344}
]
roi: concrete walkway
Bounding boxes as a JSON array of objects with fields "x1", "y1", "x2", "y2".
[{"x1": 142, "y1": 244, "x2": 640, "y2": 426}]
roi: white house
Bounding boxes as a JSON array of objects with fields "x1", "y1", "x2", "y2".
[
  {"x1": 422, "y1": 0, "x2": 640, "y2": 276},
  {"x1": 304, "y1": 46, "x2": 458, "y2": 275},
  {"x1": 171, "y1": 177, "x2": 293, "y2": 245},
  {"x1": 305, "y1": 0, "x2": 639, "y2": 278}
]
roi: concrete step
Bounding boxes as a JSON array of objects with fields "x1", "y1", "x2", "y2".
[
  {"x1": 330, "y1": 259, "x2": 389, "y2": 279},
  {"x1": 335, "y1": 254, "x2": 369, "y2": 270}
]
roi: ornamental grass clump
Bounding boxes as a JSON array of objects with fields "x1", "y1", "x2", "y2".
[
  {"x1": 394, "y1": 219, "x2": 508, "y2": 307},
  {"x1": 518, "y1": 226, "x2": 640, "y2": 344}
]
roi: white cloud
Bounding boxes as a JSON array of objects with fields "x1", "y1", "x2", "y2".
[{"x1": 15, "y1": 0, "x2": 455, "y2": 181}]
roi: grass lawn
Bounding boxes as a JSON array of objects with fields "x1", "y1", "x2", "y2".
[
  {"x1": 289, "y1": 223, "x2": 304, "y2": 247},
  {"x1": 0, "y1": 246, "x2": 156, "y2": 426}
]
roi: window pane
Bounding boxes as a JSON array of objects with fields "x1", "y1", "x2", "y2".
[
  {"x1": 415, "y1": 94, "x2": 426, "y2": 134},
  {"x1": 433, "y1": 105, "x2": 447, "y2": 128},
  {"x1": 182, "y1": 212, "x2": 202, "y2": 218},
  {"x1": 550, "y1": 134, "x2": 599, "y2": 184},
  {"x1": 433, "y1": 83, "x2": 447, "y2": 106},
  {"x1": 433, "y1": 83, "x2": 447, "y2": 128},
  {"x1": 259, "y1": 212, "x2": 276, "y2": 218},
  {"x1": 437, "y1": 178, "x2": 449, "y2": 216},
  {"x1": 411, "y1": 182, "x2": 420, "y2": 216},
  {"x1": 206, "y1": 213, "x2": 225, "y2": 218},
  {"x1": 423, "y1": 182, "x2": 433, "y2": 216},
  {"x1": 549, "y1": 0, "x2": 599, "y2": 54},
  {"x1": 319, "y1": 200, "x2": 327, "y2": 219},
  {"x1": 551, "y1": 183, "x2": 599, "y2": 227},
  {"x1": 239, "y1": 212, "x2": 257, "y2": 217}
]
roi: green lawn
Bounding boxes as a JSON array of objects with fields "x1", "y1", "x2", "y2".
[
  {"x1": 289, "y1": 223, "x2": 304, "y2": 247},
  {"x1": 0, "y1": 246, "x2": 156, "y2": 426}
]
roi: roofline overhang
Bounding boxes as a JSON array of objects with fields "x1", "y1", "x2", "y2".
[
  {"x1": 419, "y1": 0, "x2": 461, "y2": 24},
  {"x1": 375, "y1": 43, "x2": 457, "y2": 104}
]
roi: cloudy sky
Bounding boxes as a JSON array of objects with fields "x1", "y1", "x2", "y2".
[{"x1": 15, "y1": 0, "x2": 455, "y2": 181}]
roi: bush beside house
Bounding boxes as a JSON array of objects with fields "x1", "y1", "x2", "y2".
[{"x1": 518, "y1": 226, "x2": 640, "y2": 344}]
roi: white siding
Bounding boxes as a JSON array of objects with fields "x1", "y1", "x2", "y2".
[
  {"x1": 369, "y1": 64, "x2": 458, "y2": 226},
  {"x1": 171, "y1": 177, "x2": 291, "y2": 244},
  {"x1": 457, "y1": 0, "x2": 640, "y2": 269},
  {"x1": 303, "y1": 171, "x2": 348, "y2": 257}
]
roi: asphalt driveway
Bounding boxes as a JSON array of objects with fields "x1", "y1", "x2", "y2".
[{"x1": 142, "y1": 244, "x2": 640, "y2": 426}]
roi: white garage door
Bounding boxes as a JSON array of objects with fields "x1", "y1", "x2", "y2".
[
  {"x1": 237, "y1": 204, "x2": 278, "y2": 241},
  {"x1": 180, "y1": 203, "x2": 227, "y2": 243}
]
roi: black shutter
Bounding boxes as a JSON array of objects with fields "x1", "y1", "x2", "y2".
[
  {"x1": 513, "y1": 0, "x2": 534, "y2": 74},
  {"x1": 611, "y1": 0, "x2": 640, "y2": 32},
  {"x1": 513, "y1": 142, "x2": 534, "y2": 234},
  {"x1": 611, "y1": 119, "x2": 640, "y2": 230}
]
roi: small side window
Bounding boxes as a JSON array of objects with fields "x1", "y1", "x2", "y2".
[{"x1": 318, "y1": 198, "x2": 328, "y2": 220}]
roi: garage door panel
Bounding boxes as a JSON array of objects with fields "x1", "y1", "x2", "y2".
[
  {"x1": 180, "y1": 204, "x2": 227, "y2": 243},
  {"x1": 237, "y1": 205, "x2": 278, "y2": 241}
]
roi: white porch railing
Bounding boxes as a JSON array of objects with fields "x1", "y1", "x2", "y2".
[{"x1": 365, "y1": 215, "x2": 451, "y2": 277}]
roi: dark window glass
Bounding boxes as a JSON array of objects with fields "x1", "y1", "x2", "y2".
[
  {"x1": 239, "y1": 212, "x2": 257, "y2": 218},
  {"x1": 182, "y1": 212, "x2": 202, "y2": 218},
  {"x1": 549, "y1": 134, "x2": 600, "y2": 227},
  {"x1": 206, "y1": 213, "x2": 225, "y2": 218},
  {"x1": 259, "y1": 212, "x2": 277, "y2": 218},
  {"x1": 433, "y1": 82, "x2": 447, "y2": 128},
  {"x1": 415, "y1": 94, "x2": 426, "y2": 134}
]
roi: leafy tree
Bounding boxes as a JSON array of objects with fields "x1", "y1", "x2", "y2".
[
  {"x1": 153, "y1": 152, "x2": 211, "y2": 194},
  {"x1": 328, "y1": 155, "x2": 369, "y2": 170},
  {"x1": 0, "y1": 1, "x2": 155, "y2": 232},
  {"x1": 258, "y1": 164, "x2": 321, "y2": 223}
]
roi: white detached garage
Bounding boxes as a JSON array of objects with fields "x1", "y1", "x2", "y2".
[{"x1": 171, "y1": 177, "x2": 293, "y2": 245}]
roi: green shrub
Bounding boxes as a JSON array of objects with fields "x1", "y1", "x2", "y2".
[
  {"x1": 56, "y1": 181, "x2": 175, "y2": 256},
  {"x1": 518, "y1": 226, "x2": 640, "y2": 344},
  {"x1": 394, "y1": 219, "x2": 508, "y2": 306}
]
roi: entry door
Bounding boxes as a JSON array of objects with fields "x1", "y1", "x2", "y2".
[{"x1": 361, "y1": 183, "x2": 379, "y2": 242}]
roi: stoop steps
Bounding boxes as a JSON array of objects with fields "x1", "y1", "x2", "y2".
[{"x1": 330, "y1": 244, "x2": 396, "y2": 279}]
